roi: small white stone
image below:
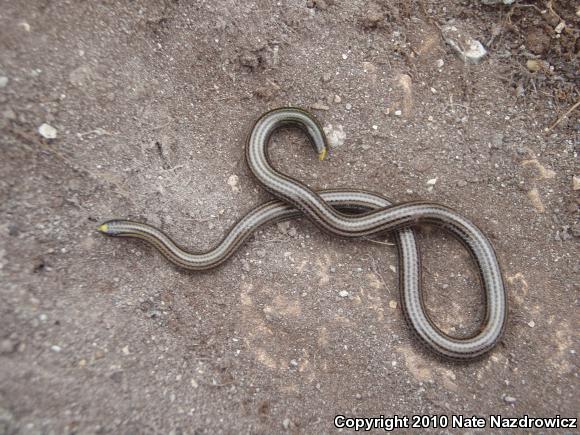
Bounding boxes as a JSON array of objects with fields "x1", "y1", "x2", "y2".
[
  {"x1": 436, "y1": 59, "x2": 444, "y2": 68},
  {"x1": 334, "y1": 95, "x2": 341, "y2": 103},
  {"x1": 323, "y1": 124, "x2": 346, "y2": 148},
  {"x1": 504, "y1": 395, "x2": 516, "y2": 404},
  {"x1": 345, "y1": 103, "x2": 352, "y2": 110},
  {"x1": 227, "y1": 174, "x2": 240, "y2": 193},
  {"x1": 339, "y1": 290, "x2": 349, "y2": 298},
  {"x1": 0, "y1": 76, "x2": 8, "y2": 88},
  {"x1": 427, "y1": 178, "x2": 438, "y2": 185},
  {"x1": 51, "y1": 345, "x2": 62, "y2": 352},
  {"x1": 122, "y1": 345, "x2": 130, "y2": 355},
  {"x1": 572, "y1": 175, "x2": 580, "y2": 191},
  {"x1": 38, "y1": 123, "x2": 57, "y2": 139},
  {"x1": 372, "y1": 125, "x2": 378, "y2": 130},
  {"x1": 528, "y1": 320, "x2": 535, "y2": 328},
  {"x1": 341, "y1": 53, "x2": 348, "y2": 60},
  {"x1": 282, "y1": 418, "x2": 292, "y2": 430},
  {"x1": 389, "y1": 300, "x2": 397, "y2": 309},
  {"x1": 394, "y1": 110, "x2": 402, "y2": 116}
]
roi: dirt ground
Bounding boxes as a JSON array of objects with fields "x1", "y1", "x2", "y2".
[{"x1": 1, "y1": 0, "x2": 578, "y2": 434}]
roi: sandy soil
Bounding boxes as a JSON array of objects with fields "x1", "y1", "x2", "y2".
[{"x1": 1, "y1": 1, "x2": 578, "y2": 434}]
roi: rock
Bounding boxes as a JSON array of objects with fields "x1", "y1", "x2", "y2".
[
  {"x1": 241, "y1": 259, "x2": 250, "y2": 272},
  {"x1": 572, "y1": 175, "x2": 580, "y2": 191},
  {"x1": 0, "y1": 339, "x2": 16, "y2": 354},
  {"x1": 38, "y1": 123, "x2": 57, "y2": 139},
  {"x1": 345, "y1": 103, "x2": 352, "y2": 110},
  {"x1": 0, "y1": 76, "x2": 8, "y2": 88},
  {"x1": 442, "y1": 25, "x2": 488, "y2": 64},
  {"x1": 426, "y1": 178, "x2": 438, "y2": 185},
  {"x1": 287, "y1": 227, "x2": 297, "y2": 237},
  {"x1": 321, "y1": 72, "x2": 332, "y2": 83},
  {"x1": 311, "y1": 101, "x2": 330, "y2": 111},
  {"x1": 277, "y1": 222, "x2": 290, "y2": 235},
  {"x1": 436, "y1": 59, "x2": 444, "y2": 68},
  {"x1": 339, "y1": 290, "x2": 349, "y2": 298},
  {"x1": 256, "y1": 249, "x2": 266, "y2": 258},
  {"x1": 362, "y1": 9, "x2": 384, "y2": 29},
  {"x1": 527, "y1": 188, "x2": 545, "y2": 213},
  {"x1": 323, "y1": 124, "x2": 346, "y2": 148},
  {"x1": 51, "y1": 345, "x2": 62, "y2": 352},
  {"x1": 239, "y1": 51, "x2": 260, "y2": 70},
  {"x1": 503, "y1": 395, "x2": 516, "y2": 404},
  {"x1": 282, "y1": 418, "x2": 292, "y2": 430},
  {"x1": 526, "y1": 59, "x2": 549, "y2": 73},
  {"x1": 528, "y1": 320, "x2": 535, "y2": 328},
  {"x1": 457, "y1": 180, "x2": 468, "y2": 187},
  {"x1": 227, "y1": 174, "x2": 240, "y2": 193},
  {"x1": 333, "y1": 95, "x2": 341, "y2": 103}
]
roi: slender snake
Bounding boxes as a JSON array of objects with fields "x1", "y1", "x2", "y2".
[{"x1": 99, "y1": 107, "x2": 507, "y2": 359}]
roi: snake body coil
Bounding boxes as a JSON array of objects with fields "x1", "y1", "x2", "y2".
[{"x1": 99, "y1": 107, "x2": 507, "y2": 360}]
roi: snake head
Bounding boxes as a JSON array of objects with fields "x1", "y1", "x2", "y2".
[{"x1": 96, "y1": 221, "x2": 124, "y2": 236}]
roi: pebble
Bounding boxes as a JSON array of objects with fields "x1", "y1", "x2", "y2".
[
  {"x1": 241, "y1": 259, "x2": 250, "y2": 272},
  {"x1": 38, "y1": 123, "x2": 57, "y2": 139},
  {"x1": 426, "y1": 178, "x2": 438, "y2": 185},
  {"x1": 389, "y1": 300, "x2": 397, "y2": 309},
  {"x1": 345, "y1": 103, "x2": 352, "y2": 110},
  {"x1": 339, "y1": 290, "x2": 349, "y2": 298},
  {"x1": 256, "y1": 249, "x2": 266, "y2": 258},
  {"x1": 277, "y1": 222, "x2": 290, "y2": 235},
  {"x1": 312, "y1": 101, "x2": 330, "y2": 111},
  {"x1": 0, "y1": 339, "x2": 16, "y2": 355},
  {"x1": 436, "y1": 59, "x2": 444, "y2": 69},
  {"x1": 572, "y1": 175, "x2": 580, "y2": 191},
  {"x1": 394, "y1": 110, "x2": 402, "y2": 117},
  {"x1": 442, "y1": 25, "x2": 487, "y2": 64},
  {"x1": 528, "y1": 320, "x2": 535, "y2": 328},
  {"x1": 457, "y1": 180, "x2": 468, "y2": 187},
  {"x1": 287, "y1": 227, "x2": 297, "y2": 237},
  {"x1": 0, "y1": 76, "x2": 8, "y2": 88},
  {"x1": 51, "y1": 345, "x2": 62, "y2": 353},
  {"x1": 334, "y1": 95, "x2": 341, "y2": 103},
  {"x1": 290, "y1": 359, "x2": 298, "y2": 366},
  {"x1": 321, "y1": 72, "x2": 332, "y2": 83},
  {"x1": 239, "y1": 51, "x2": 259, "y2": 70},
  {"x1": 227, "y1": 174, "x2": 240, "y2": 193},
  {"x1": 503, "y1": 395, "x2": 516, "y2": 404},
  {"x1": 282, "y1": 418, "x2": 292, "y2": 430},
  {"x1": 323, "y1": 124, "x2": 346, "y2": 148}
]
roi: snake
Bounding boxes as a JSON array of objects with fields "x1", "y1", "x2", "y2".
[{"x1": 98, "y1": 107, "x2": 507, "y2": 359}]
